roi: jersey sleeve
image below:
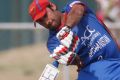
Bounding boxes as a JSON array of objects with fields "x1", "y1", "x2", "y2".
[
  {"x1": 47, "y1": 31, "x2": 61, "y2": 54},
  {"x1": 62, "y1": 0, "x2": 85, "y2": 13}
]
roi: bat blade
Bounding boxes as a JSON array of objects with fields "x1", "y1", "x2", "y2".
[{"x1": 39, "y1": 63, "x2": 59, "y2": 80}]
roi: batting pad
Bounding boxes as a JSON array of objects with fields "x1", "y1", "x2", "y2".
[{"x1": 39, "y1": 64, "x2": 59, "y2": 80}]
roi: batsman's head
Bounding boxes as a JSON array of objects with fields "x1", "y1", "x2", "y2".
[
  {"x1": 29, "y1": 0, "x2": 62, "y2": 30},
  {"x1": 29, "y1": 0, "x2": 49, "y2": 21}
]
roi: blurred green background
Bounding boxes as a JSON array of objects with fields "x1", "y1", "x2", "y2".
[
  {"x1": 0, "y1": 0, "x2": 96, "y2": 22},
  {"x1": 0, "y1": 0, "x2": 119, "y2": 80}
]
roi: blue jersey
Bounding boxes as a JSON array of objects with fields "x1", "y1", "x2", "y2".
[{"x1": 47, "y1": 0, "x2": 120, "y2": 66}]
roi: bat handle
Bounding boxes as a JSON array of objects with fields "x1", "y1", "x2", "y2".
[{"x1": 52, "y1": 61, "x2": 59, "y2": 68}]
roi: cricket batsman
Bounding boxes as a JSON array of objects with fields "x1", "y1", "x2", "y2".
[{"x1": 29, "y1": 0, "x2": 120, "y2": 80}]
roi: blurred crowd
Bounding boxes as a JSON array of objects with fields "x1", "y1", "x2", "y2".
[
  {"x1": 95, "y1": 0, "x2": 120, "y2": 22},
  {"x1": 95, "y1": 0, "x2": 120, "y2": 45}
]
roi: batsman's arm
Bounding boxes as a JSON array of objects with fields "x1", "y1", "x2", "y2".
[{"x1": 65, "y1": 2, "x2": 85, "y2": 28}]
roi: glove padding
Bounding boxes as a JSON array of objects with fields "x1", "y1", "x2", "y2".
[
  {"x1": 50, "y1": 51, "x2": 76, "y2": 65},
  {"x1": 49, "y1": 44, "x2": 75, "y2": 65},
  {"x1": 50, "y1": 50, "x2": 83, "y2": 71},
  {"x1": 56, "y1": 26, "x2": 80, "y2": 52},
  {"x1": 50, "y1": 45, "x2": 68, "y2": 60},
  {"x1": 49, "y1": 44, "x2": 83, "y2": 71}
]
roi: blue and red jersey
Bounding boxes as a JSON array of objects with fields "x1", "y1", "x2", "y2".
[{"x1": 47, "y1": 0, "x2": 120, "y2": 66}]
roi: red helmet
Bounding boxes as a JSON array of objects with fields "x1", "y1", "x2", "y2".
[{"x1": 29, "y1": 0, "x2": 50, "y2": 21}]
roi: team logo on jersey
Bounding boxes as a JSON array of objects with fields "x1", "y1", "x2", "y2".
[
  {"x1": 80, "y1": 25, "x2": 111, "y2": 59},
  {"x1": 81, "y1": 25, "x2": 96, "y2": 46},
  {"x1": 89, "y1": 35, "x2": 111, "y2": 58}
]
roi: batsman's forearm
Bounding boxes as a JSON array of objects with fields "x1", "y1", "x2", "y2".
[{"x1": 66, "y1": 4, "x2": 85, "y2": 28}]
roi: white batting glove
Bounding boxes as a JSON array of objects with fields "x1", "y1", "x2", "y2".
[
  {"x1": 49, "y1": 44, "x2": 68, "y2": 59},
  {"x1": 50, "y1": 51, "x2": 76, "y2": 65},
  {"x1": 56, "y1": 26, "x2": 80, "y2": 52}
]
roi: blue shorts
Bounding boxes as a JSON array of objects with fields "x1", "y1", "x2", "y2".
[{"x1": 77, "y1": 58, "x2": 120, "y2": 80}]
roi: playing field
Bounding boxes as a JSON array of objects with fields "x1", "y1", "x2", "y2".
[{"x1": 0, "y1": 43, "x2": 77, "y2": 80}]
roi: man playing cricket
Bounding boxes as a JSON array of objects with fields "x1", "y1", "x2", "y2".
[{"x1": 29, "y1": 0, "x2": 120, "y2": 80}]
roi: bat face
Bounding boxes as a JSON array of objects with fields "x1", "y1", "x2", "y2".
[{"x1": 39, "y1": 64, "x2": 59, "y2": 80}]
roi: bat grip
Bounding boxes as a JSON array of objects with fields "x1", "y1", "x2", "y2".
[{"x1": 52, "y1": 61, "x2": 59, "y2": 68}]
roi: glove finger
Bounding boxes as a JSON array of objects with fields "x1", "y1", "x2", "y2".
[
  {"x1": 50, "y1": 53, "x2": 60, "y2": 60},
  {"x1": 68, "y1": 31, "x2": 73, "y2": 40},
  {"x1": 64, "y1": 31, "x2": 73, "y2": 47},
  {"x1": 67, "y1": 53, "x2": 76, "y2": 65},
  {"x1": 59, "y1": 30, "x2": 66, "y2": 39},
  {"x1": 50, "y1": 53, "x2": 57, "y2": 58},
  {"x1": 60, "y1": 55, "x2": 68, "y2": 62},
  {"x1": 65, "y1": 36, "x2": 72, "y2": 46},
  {"x1": 57, "y1": 30, "x2": 69, "y2": 40},
  {"x1": 57, "y1": 58, "x2": 67, "y2": 65},
  {"x1": 71, "y1": 36, "x2": 80, "y2": 51},
  {"x1": 61, "y1": 39, "x2": 70, "y2": 48},
  {"x1": 53, "y1": 45, "x2": 68, "y2": 55},
  {"x1": 65, "y1": 51, "x2": 73, "y2": 58}
]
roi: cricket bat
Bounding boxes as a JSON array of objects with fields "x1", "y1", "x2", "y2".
[{"x1": 38, "y1": 61, "x2": 59, "y2": 80}]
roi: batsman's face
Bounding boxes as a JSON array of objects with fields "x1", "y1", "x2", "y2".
[{"x1": 37, "y1": 8, "x2": 62, "y2": 30}]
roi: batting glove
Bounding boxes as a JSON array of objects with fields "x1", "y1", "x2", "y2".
[
  {"x1": 56, "y1": 26, "x2": 80, "y2": 52},
  {"x1": 50, "y1": 50, "x2": 76, "y2": 65},
  {"x1": 58, "y1": 51, "x2": 76, "y2": 65},
  {"x1": 50, "y1": 44, "x2": 68, "y2": 59}
]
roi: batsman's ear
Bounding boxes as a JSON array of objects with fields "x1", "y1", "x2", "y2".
[{"x1": 49, "y1": 2, "x2": 57, "y2": 11}]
